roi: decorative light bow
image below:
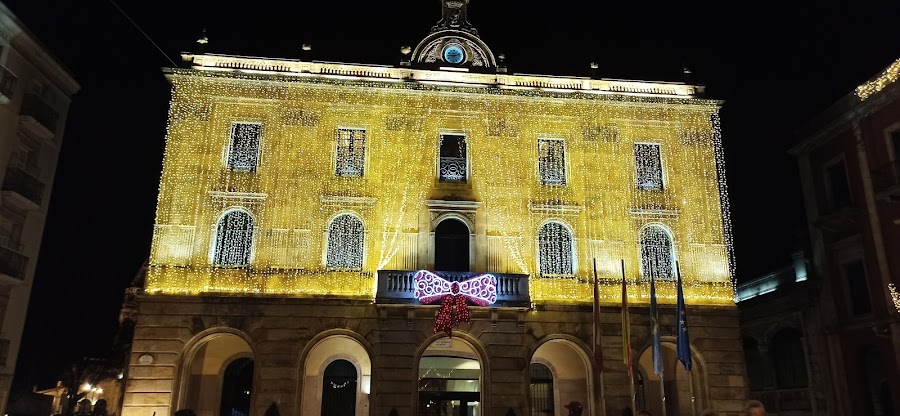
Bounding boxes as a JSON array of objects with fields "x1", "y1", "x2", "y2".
[{"x1": 414, "y1": 270, "x2": 497, "y2": 336}]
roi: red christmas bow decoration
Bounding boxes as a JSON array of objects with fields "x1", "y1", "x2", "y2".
[{"x1": 414, "y1": 270, "x2": 497, "y2": 336}]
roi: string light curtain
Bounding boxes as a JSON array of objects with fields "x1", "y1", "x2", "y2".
[
  {"x1": 538, "y1": 222, "x2": 574, "y2": 277},
  {"x1": 213, "y1": 209, "x2": 254, "y2": 266},
  {"x1": 227, "y1": 123, "x2": 261, "y2": 172},
  {"x1": 538, "y1": 138, "x2": 566, "y2": 185},
  {"x1": 640, "y1": 225, "x2": 674, "y2": 281},
  {"x1": 326, "y1": 214, "x2": 365, "y2": 270},
  {"x1": 634, "y1": 143, "x2": 663, "y2": 190},
  {"x1": 335, "y1": 128, "x2": 366, "y2": 177}
]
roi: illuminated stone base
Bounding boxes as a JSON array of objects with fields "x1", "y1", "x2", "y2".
[{"x1": 121, "y1": 295, "x2": 748, "y2": 416}]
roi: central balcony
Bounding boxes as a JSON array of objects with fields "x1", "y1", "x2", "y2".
[
  {"x1": 439, "y1": 157, "x2": 467, "y2": 182},
  {"x1": 376, "y1": 270, "x2": 530, "y2": 307}
]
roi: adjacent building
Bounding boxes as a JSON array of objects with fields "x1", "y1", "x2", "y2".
[
  {"x1": 122, "y1": 2, "x2": 746, "y2": 416},
  {"x1": 0, "y1": 2, "x2": 79, "y2": 414},
  {"x1": 787, "y1": 58, "x2": 900, "y2": 415}
]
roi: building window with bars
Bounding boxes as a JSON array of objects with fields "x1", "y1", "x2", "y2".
[
  {"x1": 335, "y1": 128, "x2": 366, "y2": 177},
  {"x1": 213, "y1": 209, "x2": 255, "y2": 267},
  {"x1": 640, "y1": 225, "x2": 675, "y2": 281},
  {"x1": 538, "y1": 138, "x2": 566, "y2": 185},
  {"x1": 538, "y1": 221, "x2": 574, "y2": 277},
  {"x1": 439, "y1": 133, "x2": 467, "y2": 182},
  {"x1": 529, "y1": 363, "x2": 554, "y2": 416},
  {"x1": 326, "y1": 214, "x2": 365, "y2": 270},
  {"x1": 634, "y1": 143, "x2": 663, "y2": 190},
  {"x1": 227, "y1": 123, "x2": 262, "y2": 172}
]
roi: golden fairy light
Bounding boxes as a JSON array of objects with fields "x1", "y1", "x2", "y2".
[{"x1": 146, "y1": 57, "x2": 736, "y2": 305}]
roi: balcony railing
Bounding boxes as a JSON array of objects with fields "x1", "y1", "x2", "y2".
[
  {"x1": 439, "y1": 157, "x2": 467, "y2": 182},
  {"x1": 21, "y1": 93, "x2": 59, "y2": 133},
  {"x1": 871, "y1": 160, "x2": 900, "y2": 201},
  {"x1": 0, "y1": 245, "x2": 27, "y2": 280},
  {"x1": 3, "y1": 167, "x2": 44, "y2": 206},
  {"x1": 376, "y1": 270, "x2": 530, "y2": 306},
  {"x1": 0, "y1": 338, "x2": 9, "y2": 367},
  {"x1": 0, "y1": 66, "x2": 16, "y2": 103}
]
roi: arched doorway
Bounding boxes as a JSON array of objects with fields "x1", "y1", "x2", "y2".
[
  {"x1": 530, "y1": 339, "x2": 593, "y2": 416},
  {"x1": 434, "y1": 218, "x2": 470, "y2": 272},
  {"x1": 418, "y1": 337, "x2": 482, "y2": 416},
  {"x1": 301, "y1": 334, "x2": 372, "y2": 416},
  {"x1": 637, "y1": 342, "x2": 706, "y2": 416},
  {"x1": 220, "y1": 358, "x2": 254, "y2": 416},
  {"x1": 180, "y1": 333, "x2": 255, "y2": 416}
]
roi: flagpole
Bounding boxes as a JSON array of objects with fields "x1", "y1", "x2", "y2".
[
  {"x1": 652, "y1": 259, "x2": 666, "y2": 416},
  {"x1": 622, "y1": 259, "x2": 637, "y2": 415},
  {"x1": 593, "y1": 259, "x2": 606, "y2": 416},
  {"x1": 676, "y1": 261, "x2": 697, "y2": 416},
  {"x1": 659, "y1": 378, "x2": 667, "y2": 416}
]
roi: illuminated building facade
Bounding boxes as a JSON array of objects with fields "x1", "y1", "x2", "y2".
[
  {"x1": 0, "y1": 2, "x2": 79, "y2": 414},
  {"x1": 788, "y1": 57, "x2": 900, "y2": 415},
  {"x1": 123, "y1": 2, "x2": 747, "y2": 415}
]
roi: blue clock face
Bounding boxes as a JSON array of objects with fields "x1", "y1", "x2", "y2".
[{"x1": 443, "y1": 45, "x2": 465, "y2": 64}]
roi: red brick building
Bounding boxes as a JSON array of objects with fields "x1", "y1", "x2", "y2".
[{"x1": 790, "y1": 58, "x2": 900, "y2": 415}]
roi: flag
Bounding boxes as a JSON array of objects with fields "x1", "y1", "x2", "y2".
[
  {"x1": 650, "y1": 271, "x2": 663, "y2": 377},
  {"x1": 676, "y1": 262, "x2": 692, "y2": 372},
  {"x1": 621, "y1": 259, "x2": 632, "y2": 376},
  {"x1": 593, "y1": 259, "x2": 603, "y2": 374}
]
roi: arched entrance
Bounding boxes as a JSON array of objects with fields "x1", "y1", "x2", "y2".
[
  {"x1": 637, "y1": 342, "x2": 707, "y2": 416},
  {"x1": 180, "y1": 333, "x2": 255, "y2": 416},
  {"x1": 418, "y1": 337, "x2": 482, "y2": 416},
  {"x1": 529, "y1": 339, "x2": 593, "y2": 416},
  {"x1": 434, "y1": 218, "x2": 470, "y2": 272},
  {"x1": 301, "y1": 334, "x2": 372, "y2": 416},
  {"x1": 220, "y1": 358, "x2": 254, "y2": 416}
]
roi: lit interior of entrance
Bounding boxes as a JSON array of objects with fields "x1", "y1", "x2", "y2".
[
  {"x1": 637, "y1": 343, "x2": 704, "y2": 416},
  {"x1": 434, "y1": 218, "x2": 470, "y2": 272},
  {"x1": 419, "y1": 338, "x2": 481, "y2": 416},
  {"x1": 182, "y1": 333, "x2": 254, "y2": 416},
  {"x1": 530, "y1": 339, "x2": 592, "y2": 416}
]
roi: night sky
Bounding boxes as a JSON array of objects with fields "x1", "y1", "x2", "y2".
[{"x1": 7, "y1": 0, "x2": 900, "y2": 392}]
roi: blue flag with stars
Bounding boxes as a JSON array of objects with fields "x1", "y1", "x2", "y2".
[
  {"x1": 650, "y1": 273, "x2": 663, "y2": 377},
  {"x1": 676, "y1": 263, "x2": 692, "y2": 372}
]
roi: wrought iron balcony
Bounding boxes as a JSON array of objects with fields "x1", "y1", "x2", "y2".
[
  {"x1": 871, "y1": 160, "x2": 900, "y2": 202},
  {"x1": 0, "y1": 245, "x2": 27, "y2": 280},
  {"x1": 0, "y1": 66, "x2": 16, "y2": 104},
  {"x1": 20, "y1": 93, "x2": 59, "y2": 137},
  {"x1": 0, "y1": 338, "x2": 9, "y2": 367},
  {"x1": 2, "y1": 167, "x2": 44, "y2": 207},
  {"x1": 376, "y1": 270, "x2": 530, "y2": 307},
  {"x1": 439, "y1": 157, "x2": 467, "y2": 182}
]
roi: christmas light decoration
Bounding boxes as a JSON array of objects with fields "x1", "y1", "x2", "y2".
[
  {"x1": 538, "y1": 222, "x2": 574, "y2": 276},
  {"x1": 414, "y1": 270, "x2": 497, "y2": 335},
  {"x1": 856, "y1": 58, "x2": 900, "y2": 101},
  {"x1": 634, "y1": 143, "x2": 664, "y2": 191},
  {"x1": 890, "y1": 283, "x2": 900, "y2": 313},
  {"x1": 213, "y1": 209, "x2": 254, "y2": 266},
  {"x1": 146, "y1": 56, "x2": 735, "y2": 305},
  {"x1": 226, "y1": 122, "x2": 261, "y2": 171},
  {"x1": 538, "y1": 138, "x2": 566, "y2": 185}
]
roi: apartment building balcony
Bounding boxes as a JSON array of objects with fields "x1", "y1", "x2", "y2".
[
  {"x1": 2, "y1": 167, "x2": 45, "y2": 210},
  {"x1": 0, "y1": 245, "x2": 27, "y2": 283},
  {"x1": 0, "y1": 338, "x2": 9, "y2": 367},
  {"x1": 376, "y1": 270, "x2": 530, "y2": 307},
  {"x1": 871, "y1": 160, "x2": 900, "y2": 202},
  {"x1": 19, "y1": 93, "x2": 59, "y2": 140},
  {"x1": 0, "y1": 66, "x2": 16, "y2": 104}
]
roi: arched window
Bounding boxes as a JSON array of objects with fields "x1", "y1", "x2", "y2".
[
  {"x1": 321, "y1": 359, "x2": 358, "y2": 416},
  {"x1": 772, "y1": 328, "x2": 808, "y2": 389},
  {"x1": 326, "y1": 214, "x2": 365, "y2": 270},
  {"x1": 529, "y1": 363, "x2": 554, "y2": 416},
  {"x1": 538, "y1": 222, "x2": 574, "y2": 277},
  {"x1": 640, "y1": 225, "x2": 674, "y2": 281},
  {"x1": 213, "y1": 209, "x2": 254, "y2": 266}
]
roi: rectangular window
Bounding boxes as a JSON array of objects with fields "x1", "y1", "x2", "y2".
[
  {"x1": 538, "y1": 138, "x2": 566, "y2": 185},
  {"x1": 226, "y1": 123, "x2": 261, "y2": 172},
  {"x1": 843, "y1": 260, "x2": 872, "y2": 316},
  {"x1": 335, "y1": 128, "x2": 366, "y2": 177},
  {"x1": 890, "y1": 130, "x2": 900, "y2": 161},
  {"x1": 825, "y1": 160, "x2": 852, "y2": 211},
  {"x1": 439, "y1": 133, "x2": 467, "y2": 182},
  {"x1": 635, "y1": 143, "x2": 663, "y2": 190}
]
